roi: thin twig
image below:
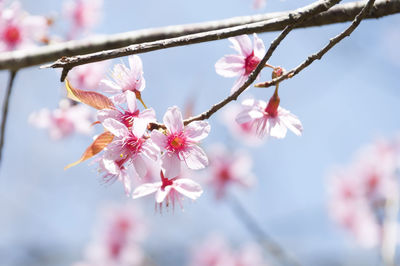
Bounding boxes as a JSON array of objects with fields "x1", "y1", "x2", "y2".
[
  {"x1": 0, "y1": 70, "x2": 17, "y2": 165},
  {"x1": 229, "y1": 194, "x2": 302, "y2": 266},
  {"x1": 0, "y1": 0, "x2": 398, "y2": 71},
  {"x1": 255, "y1": 0, "x2": 377, "y2": 89}
]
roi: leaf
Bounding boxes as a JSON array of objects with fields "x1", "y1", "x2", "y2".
[
  {"x1": 65, "y1": 79, "x2": 115, "y2": 110},
  {"x1": 65, "y1": 131, "x2": 114, "y2": 170}
]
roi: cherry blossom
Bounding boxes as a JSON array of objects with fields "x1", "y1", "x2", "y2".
[
  {"x1": 74, "y1": 203, "x2": 147, "y2": 266},
  {"x1": 206, "y1": 144, "x2": 256, "y2": 199},
  {"x1": 189, "y1": 234, "x2": 268, "y2": 266},
  {"x1": 29, "y1": 99, "x2": 93, "y2": 140},
  {"x1": 64, "y1": 0, "x2": 102, "y2": 38},
  {"x1": 0, "y1": 1, "x2": 48, "y2": 51},
  {"x1": 253, "y1": 0, "x2": 267, "y2": 9},
  {"x1": 67, "y1": 62, "x2": 108, "y2": 91},
  {"x1": 235, "y1": 90, "x2": 303, "y2": 139},
  {"x1": 327, "y1": 139, "x2": 400, "y2": 248},
  {"x1": 100, "y1": 112, "x2": 159, "y2": 179},
  {"x1": 100, "y1": 55, "x2": 146, "y2": 105},
  {"x1": 132, "y1": 168, "x2": 203, "y2": 210},
  {"x1": 215, "y1": 33, "x2": 265, "y2": 94},
  {"x1": 151, "y1": 106, "x2": 210, "y2": 178}
]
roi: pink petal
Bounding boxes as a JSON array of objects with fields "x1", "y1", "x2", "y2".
[
  {"x1": 268, "y1": 118, "x2": 287, "y2": 139},
  {"x1": 132, "y1": 183, "x2": 161, "y2": 199},
  {"x1": 181, "y1": 145, "x2": 208, "y2": 170},
  {"x1": 156, "y1": 186, "x2": 172, "y2": 203},
  {"x1": 125, "y1": 90, "x2": 137, "y2": 113},
  {"x1": 253, "y1": 33, "x2": 266, "y2": 58},
  {"x1": 133, "y1": 155, "x2": 147, "y2": 178},
  {"x1": 97, "y1": 109, "x2": 120, "y2": 122},
  {"x1": 150, "y1": 130, "x2": 168, "y2": 149},
  {"x1": 141, "y1": 140, "x2": 160, "y2": 161},
  {"x1": 215, "y1": 55, "x2": 245, "y2": 77},
  {"x1": 184, "y1": 121, "x2": 211, "y2": 142},
  {"x1": 103, "y1": 118, "x2": 129, "y2": 138},
  {"x1": 174, "y1": 178, "x2": 203, "y2": 200},
  {"x1": 161, "y1": 152, "x2": 181, "y2": 178},
  {"x1": 121, "y1": 169, "x2": 132, "y2": 196},
  {"x1": 279, "y1": 108, "x2": 303, "y2": 136},
  {"x1": 128, "y1": 55, "x2": 143, "y2": 76},
  {"x1": 229, "y1": 35, "x2": 253, "y2": 57},
  {"x1": 99, "y1": 79, "x2": 122, "y2": 93},
  {"x1": 163, "y1": 106, "x2": 183, "y2": 134},
  {"x1": 230, "y1": 74, "x2": 249, "y2": 95},
  {"x1": 102, "y1": 158, "x2": 120, "y2": 175}
]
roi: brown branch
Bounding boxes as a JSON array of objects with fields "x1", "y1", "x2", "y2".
[
  {"x1": 0, "y1": 70, "x2": 17, "y2": 165},
  {"x1": 1, "y1": 0, "x2": 398, "y2": 71},
  {"x1": 147, "y1": 0, "x2": 341, "y2": 130},
  {"x1": 255, "y1": 0, "x2": 377, "y2": 90}
]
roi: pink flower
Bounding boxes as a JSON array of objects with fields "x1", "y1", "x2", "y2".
[
  {"x1": 327, "y1": 139, "x2": 400, "y2": 248},
  {"x1": 100, "y1": 55, "x2": 146, "y2": 104},
  {"x1": 189, "y1": 234, "x2": 269, "y2": 266},
  {"x1": 215, "y1": 33, "x2": 265, "y2": 94},
  {"x1": 100, "y1": 113, "x2": 159, "y2": 179},
  {"x1": 67, "y1": 62, "x2": 108, "y2": 91},
  {"x1": 235, "y1": 94, "x2": 303, "y2": 139},
  {"x1": 0, "y1": 2, "x2": 48, "y2": 51},
  {"x1": 207, "y1": 144, "x2": 256, "y2": 199},
  {"x1": 76, "y1": 203, "x2": 146, "y2": 266},
  {"x1": 151, "y1": 106, "x2": 210, "y2": 178},
  {"x1": 64, "y1": 0, "x2": 102, "y2": 38},
  {"x1": 29, "y1": 99, "x2": 93, "y2": 140},
  {"x1": 220, "y1": 102, "x2": 263, "y2": 146},
  {"x1": 253, "y1": 0, "x2": 267, "y2": 9},
  {"x1": 132, "y1": 169, "x2": 203, "y2": 210}
]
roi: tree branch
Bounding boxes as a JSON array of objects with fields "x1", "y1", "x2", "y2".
[
  {"x1": 255, "y1": 0, "x2": 377, "y2": 90},
  {"x1": 0, "y1": 0, "x2": 397, "y2": 71},
  {"x1": 0, "y1": 71, "x2": 17, "y2": 166}
]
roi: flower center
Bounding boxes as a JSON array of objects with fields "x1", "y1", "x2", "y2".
[
  {"x1": 123, "y1": 133, "x2": 144, "y2": 155},
  {"x1": 167, "y1": 132, "x2": 186, "y2": 152},
  {"x1": 244, "y1": 52, "x2": 260, "y2": 75},
  {"x1": 4, "y1": 25, "x2": 21, "y2": 45},
  {"x1": 121, "y1": 110, "x2": 140, "y2": 129},
  {"x1": 218, "y1": 166, "x2": 231, "y2": 182},
  {"x1": 160, "y1": 171, "x2": 175, "y2": 190}
]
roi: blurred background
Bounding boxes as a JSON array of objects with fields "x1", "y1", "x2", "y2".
[{"x1": 0, "y1": 0, "x2": 399, "y2": 265}]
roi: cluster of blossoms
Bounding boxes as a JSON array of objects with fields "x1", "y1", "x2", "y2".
[
  {"x1": 216, "y1": 34, "x2": 303, "y2": 140},
  {"x1": 327, "y1": 138, "x2": 400, "y2": 248},
  {"x1": 66, "y1": 55, "x2": 208, "y2": 210},
  {"x1": 189, "y1": 234, "x2": 269, "y2": 266},
  {"x1": 0, "y1": 1, "x2": 49, "y2": 51},
  {"x1": 73, "y1": 203, "x2": 148, "y2": 266}
]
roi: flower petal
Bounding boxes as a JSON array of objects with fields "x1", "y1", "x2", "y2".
[
  {"x1": 156, "y1": 186, "x2": 172, "y2": 203},
  {"x1": 132, "y1": 182, "x2": 161, "y2": 199},
  {"x1": 98, "y1": 79, "x2": 122, "y2": 93},
  {"x1": 97, "y1": 109, "x2": 120, "y2": 123},
  {"x1": 253, "y1": 33, "x2": 266, "y2": 59},
  {"x1": 161, "y1": 152, "x2": 181, "y2": 178},
  {"x1": 230, "y1": 74, "x2": 248, "y2": 95},
  {"x1": 125, "y1": 90, "x2": 137, "y2": 113},
  {"x1": 215, "y1": 55, "x2": 245, "y2": 77},
  {"x1": 185, "y1": 121, "x2": 211, "y2": 142},
  {"x1": 133, "y1": 155, "x2": 147, "y2": 178},
  {"x1": 268, "y1": 118, "x2": 287, "y2": 139},
  {"x1": 229, "y1": 35, "x2": 253, "y2": 57},
  {"x1": 150, "y1": 130, "x2": 168, "y2": 149},
  {"x1": 174, "y1": 178, "x2": 203, "y2": 200},
  {"x1": 181, "y1": 145, "x2": 208, "y2": 170},
  {"x1": 163, "y1": 106, "x2": 183, "y2": 134},
  {"x1": 103, "y1": 118, "x2": 129, "y2": 138}
]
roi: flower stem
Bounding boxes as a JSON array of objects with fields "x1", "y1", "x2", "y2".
[{"x1": 138, "y1": 96, "x2": 148, "y2": 109}]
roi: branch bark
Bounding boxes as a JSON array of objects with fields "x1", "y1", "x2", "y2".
[{"x1": 0, "y1": 0, "x2": 398, "y2": 71}]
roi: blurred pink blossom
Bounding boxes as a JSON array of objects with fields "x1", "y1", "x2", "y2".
[
  {"x1": 236, "y1": 97, "x2": 302, "y2": 139},
  {"x1": 220, "y1": 102, "x2": 263, "y2": 146},
  {"x1": 151, "y1": 106, "x2": 210, "y2": 178},
  {"x1": 253, "y1": 0, "x2": 266, "y2": 9},
  {"x1": 206, "y1": 144, "x2": 256, "y2": 199},
  {"x1": 64, "y1": 0, "x2": 102, "y2": 38},
  {"x1": 189, "y1": 234, "x2": 268, "y2": 266},
  {"x1": 29, "y1": 99, "x2": 93, "y2": 140},
  {"x1": 0, "y1": 1, "x2": 48, "y2": 51},
  {"x1": 215, "y1": 33, "x2": 265, "y2": 94},
  {"x1": 327, "y1": 139, "x2": 400, "y2": 248},
  {"x1": 67, "y1": 62, "x2": 108, "y2": 91},
  {"x1": 74, "y1": 203, "x2": 147, "y2": 266}
]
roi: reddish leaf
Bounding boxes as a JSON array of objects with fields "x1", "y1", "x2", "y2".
[
  {"x1": 65, "y1": 131, "x2": 114, "y2": 170},
  {"x1": 65, "y1": 79, "x2": 115, "y2": 110}
]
